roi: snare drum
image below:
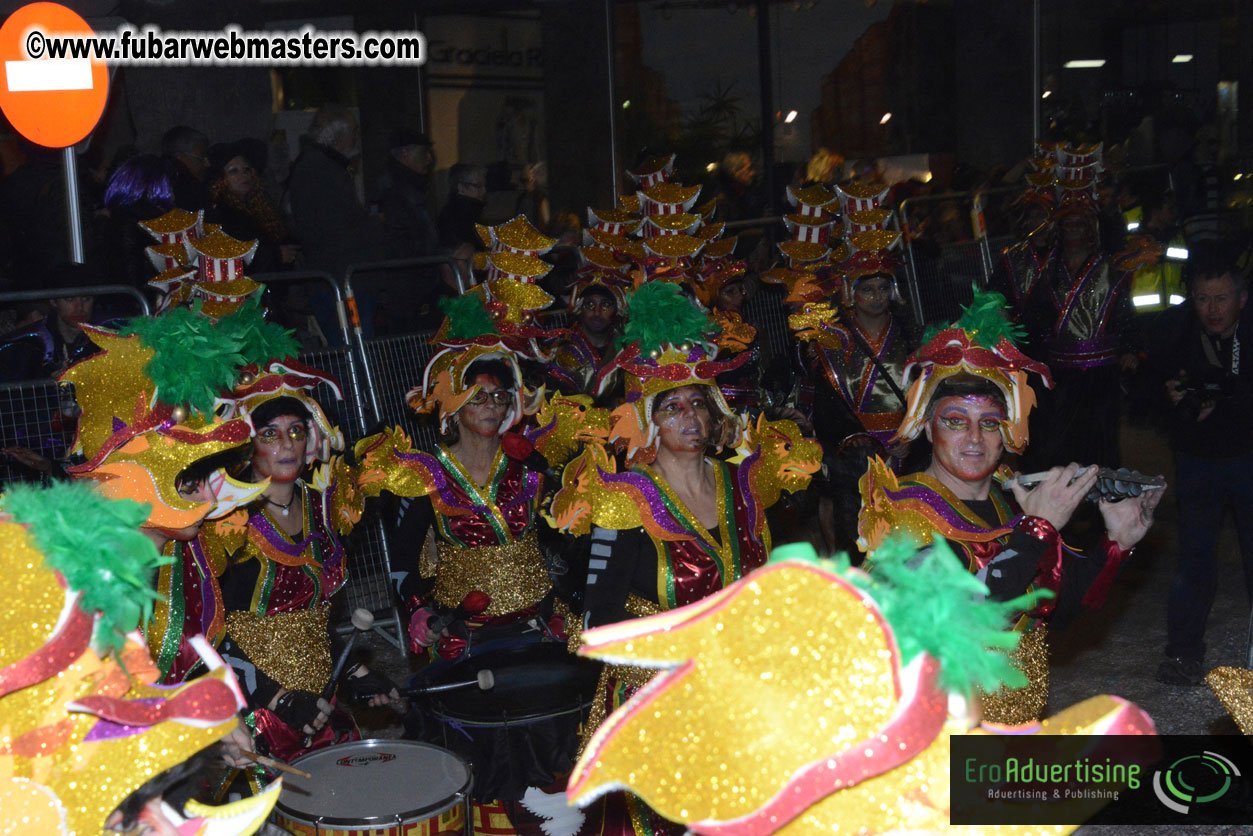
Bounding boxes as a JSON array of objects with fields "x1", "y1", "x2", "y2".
[
  {"x1": 408, "y1": 642, "x2": 600, "y2": 801},
  {"x1": 274, "y1": 739, "x2": 472, "y2": 836}
]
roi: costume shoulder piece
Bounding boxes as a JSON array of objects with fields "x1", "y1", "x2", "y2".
[
  {"x1": 550, "y1": 415, "x2": 819, "y2": 540},
  {"x1": 857, "y1": 456, "x2": 1021, "y2": 552},
  {"x1": 730, "y1": 414, "x2": 822, "y2": 510}
]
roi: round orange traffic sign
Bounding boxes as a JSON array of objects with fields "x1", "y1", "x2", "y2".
[{"x1": 0, "y1": 2, "x2": 108, "y2": 148}]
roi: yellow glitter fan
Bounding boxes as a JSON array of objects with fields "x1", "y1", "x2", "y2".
[
  {"x1": 777, "y1": 240, "x2": 831, "y2": 264},
  {"x1": 626, "y1": 153, "x2": 675, "y2": 187},
  {"x1": 638, "y1": 181, "x2": 701, "y2": 213},
  {"x1": 642, "y1": 212, "x2": 701, "y2": 235},
  {"x1": 643, "y1": 233, "x2": 706, "y2": 259},
  {"x1": 0, "y1": 486, "x2": 277, "y2": 836},
  {"x1": 139, "y1": 207, "x2": 202, "y2": 241},
  {"x1": 567, "y1": 543, "x2": 1157, "y2": 836},
  {"x1": 786, "y1": 183, "x2": 839, "y2": 212}
]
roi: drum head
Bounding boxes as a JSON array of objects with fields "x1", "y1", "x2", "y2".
[
  {"x1": 428, "y1": 643, "x2": 601, "y2": 722},
  {"x1": 276, "y1": 739, "x2": 471, "y2": 826}
]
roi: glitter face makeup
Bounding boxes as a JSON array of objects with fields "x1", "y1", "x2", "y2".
[
  {"x1": 252, "y1": 415, "x2": 308, "y2": 483},
  {"x1": 653, "y1": 385, "x2": 713, "y2": 454},
  {"x1": 925, "y1": 395, "x2": 1006, "y2": 487}
]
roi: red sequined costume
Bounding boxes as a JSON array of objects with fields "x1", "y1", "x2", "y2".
[
  {"x1": 216, "y1": 480, "x2": 354, "y2": 760},
  {"x1": 390, "y1": 443, "x2": 559, "y2": 658}
]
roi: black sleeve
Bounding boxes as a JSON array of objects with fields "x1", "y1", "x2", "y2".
[
  {"x1": 973, "y1": 530, "x2": 1051, "y2": 603},
  {"x1": 971, "y1": 528, "x2": 1124, "y2": 630},
  {"x1": 392, "y1": 494, "x2": 435, "y2": 606},
  {"x1": 583, "y1": 526, "x2": 658, "y2": 629}
]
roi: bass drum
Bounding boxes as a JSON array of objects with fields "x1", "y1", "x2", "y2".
[
  {"x1": 407, "y1": 640, "x2": 600, "y2": 802},
  {"x1": 273, "y1": 739, "x2": 472, "y2": 836}
]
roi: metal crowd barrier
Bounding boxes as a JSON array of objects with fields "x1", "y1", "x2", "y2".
[
  {"x1": 0, "y1": 284, "x2": 149, "y2": 485},
  {"x1": 0, "y1": 379, "x2": 76, "y2": 487},
  {"x1": 898, "y1": 187, "x2": 1022, "y2": 325}
]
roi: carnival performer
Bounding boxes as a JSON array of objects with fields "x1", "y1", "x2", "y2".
[
  {"x1": 379, "y1": 294, "x2": 573, "y2": 657},
  {"x1": 0, "y1": 480, "x2": 282, "y2": 836},
  {"x1": 564, "y1": 537, "x2": 1156, "y2": 836},
  {"x1": 858, "y1": 289, "x2": 1162, "y2": 725},
  {"x1": 1014, "y1": 144, "x2": 1146, "y2": 469},
  {"x1": 213, "y1": 362, "x2": 400, "y2": 762},
  {"x1": 992, "y1": 141, "x2": 1058, "y2": 313},
  {"x1": 57, "y1": 301, "x2": 279, "y2": 684},
  {"x1": 548, "y1": 280, "x2": 820, "y2": 836},
  {"x1": 544, "y1": 262, "x2": 629, "y2": 397}
]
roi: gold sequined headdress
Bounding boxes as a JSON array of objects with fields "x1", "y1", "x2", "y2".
[
  {"x1": 58, "y1": 302, "x2": 306, "y2": 528},
  {"x1": 407, "y1": 294, "x2": 544, "y2": 435},
  {"x1": 596, "y1": 282, "x2": 747, "y2": 466},
  {"x1": 567, "y1": 539, "x2": 1156, "y2": 836},
  {"x1": 0, "y1": 482, "x2": 281, "y2": 836},
  {"x1": 894, "y1": 288, "x2": 1052, "y2": 453},
  {"x1": 224, "y1": 359, "x2": 346, "y2": 465}
]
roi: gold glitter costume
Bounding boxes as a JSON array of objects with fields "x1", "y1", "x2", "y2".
[
  {"x1": 567, "y1": 543, "x2": 1157, "y2": 836},
  {"x1": 0, "y1": 484, "x2": 281, "y2": 836}
]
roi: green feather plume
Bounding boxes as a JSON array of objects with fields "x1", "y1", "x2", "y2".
[
  {"x1": 850, "y1": 534, "x2": 1051, "y2": 696},
  {"x1": 439, "y1": 293, "x2": 497, "y2": 339},
  {"x1": 0, "y1": 482, "x2": 170, "y2": 656},
  {"x1": 120, "y1": 302, "x2": 245, "y2": 414},
  {"x1": 951, "y1": 286, "x2": 1025, "y2": 349},
  {"x1": 617, "y1": 282, "x2": 717, "y2": 355},
  {"x1": 217, "y1": 299, "x2": 300, "y2": 366}
]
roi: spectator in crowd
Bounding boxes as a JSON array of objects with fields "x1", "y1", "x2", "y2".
[
  {"x1": 0, "y1": 263, "x2": 118, "y2": 382},
  {"x1": 1151, "y1": 242, "x2": 1253, "y2": 686},
  {"x1": 100, "y1": 153, "x2": 179, "y2": 290},
  {"x1": 374, "y1": 127, "x2": 442, "y2": 330},
  {"x1": 206, "y1": 137, "x2": 300, "y2": 274},
  {"x1": 437, "y1": 162, "x2": 488, "y2": 290},
  {"x1": 160, "y1": 125, "x2": 211, "y2": 213},
  {"x1": 287, "y1": 104, "x2": 384, "y2": 343},
  {"x1": 514, "y1": 161, "x2": 551, "y2": 231}
]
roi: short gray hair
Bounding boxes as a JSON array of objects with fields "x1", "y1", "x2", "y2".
[{"x1": 308, "y1": 104, "x2": 357, "y2": 150}]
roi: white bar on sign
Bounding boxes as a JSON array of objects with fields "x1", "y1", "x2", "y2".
[{"x1": 5, "y1": 58, "x2": 92, "y2": 93}]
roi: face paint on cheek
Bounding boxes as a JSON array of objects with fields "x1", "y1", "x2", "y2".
[{"x1": 928, "y1": 396, "x2": 1006, "y2": 483}]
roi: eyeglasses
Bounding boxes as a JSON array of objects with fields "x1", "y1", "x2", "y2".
[
  {"x1": 466, "y1": 390, "x2": 512, "y2": 407},
  {"x1": 257, "y1": 424, "x2": 309, "y2": 444}
]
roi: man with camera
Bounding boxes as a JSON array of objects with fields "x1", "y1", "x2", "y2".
[{"x1": 1153, "y1": 241, "x2": 1253, "y2": 685}]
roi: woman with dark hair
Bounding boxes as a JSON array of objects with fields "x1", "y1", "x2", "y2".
[
  {"x1": 216, "y1": 385, "x2": 397, "y2": 762},
  {"x1": 392, "y1": 345, "x2": 564, "y2": 656},
  {"x1": 205, "y1": 138, "x2": 300, "y2": 273}
]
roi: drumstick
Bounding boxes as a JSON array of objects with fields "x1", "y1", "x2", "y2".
[
  {"x1": 301, "y1": 608, "x2": 375, "y2": 749},
  {"x1": 241, "y1": 750, "x2": 313, "y2": 779}
]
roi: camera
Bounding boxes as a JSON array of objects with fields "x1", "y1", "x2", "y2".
[{"x1": 1176, "y1": 366, "x2": 1236, "y2": 421}]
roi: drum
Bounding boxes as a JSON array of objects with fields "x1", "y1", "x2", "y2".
[
  {"x1": 274, "y1": 739, "x2": 472, "y2": 836},
  {"x1": 407, "y1": 641, "x2": 600, "y2": 802}
]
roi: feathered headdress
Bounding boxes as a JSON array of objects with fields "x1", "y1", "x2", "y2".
[
  {"x1": 596, "y1": 282, "x2": 746, "y2": 465},
  {"x1": 0, "y1": 482, "x2": 281, "y2": 836},
  {"x1": 407, "y1": 294, "x2": 543, "y2": 435},
  {"x1": 894, "y1": 288, "x2": 1052, "y2": 453}
]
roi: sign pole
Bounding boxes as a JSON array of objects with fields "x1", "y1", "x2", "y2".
[{"x1": 62, "y1": 146, "x2": 83, "y2": 263}]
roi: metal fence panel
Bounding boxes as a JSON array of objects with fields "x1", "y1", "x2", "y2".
[
  {"x1": 0, "y1": 380, "x2": 76, "y2": 488},
  {"x1": 356, "y1": 332, "x2": 442, "y2": 450}
]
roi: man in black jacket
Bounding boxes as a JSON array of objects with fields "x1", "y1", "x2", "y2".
[{"x1": 1153, "y1": 241, "x2": 1253, "y2": 685}]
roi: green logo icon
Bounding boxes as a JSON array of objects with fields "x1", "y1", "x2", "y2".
[{"x1": 1152, "y1": 751, "x2": 1241, "y2": 814}]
